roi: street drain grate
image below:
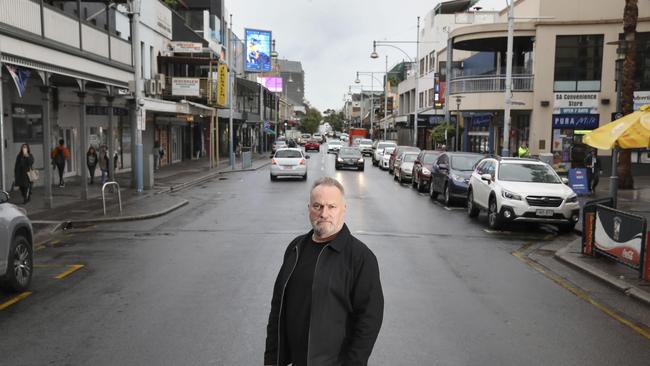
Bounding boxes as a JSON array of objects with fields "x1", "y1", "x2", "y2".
[{"x1": 218, "y1": 177, "x2": 228, "y2": 180}]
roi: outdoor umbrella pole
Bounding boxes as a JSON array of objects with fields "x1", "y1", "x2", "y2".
[{"x1": 610, "y1": 146, "x2": 619, "y2": 208}]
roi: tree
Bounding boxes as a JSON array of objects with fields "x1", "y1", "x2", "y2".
[
  {"x1": 430, "y1": 122, "x2": 456, "y2": 148},
  {"x1": 324, "y1": 111, "x2": 345, "y2": 132},
  {"x1": 300, "y1": 107, "x2": 322, "y2": 134},
  {"x1": 618, "y1": 0, "x2": 638, "y2": 189},
  {"x1": 161, "y1": 0, "x2": 181, "y2": 9}
]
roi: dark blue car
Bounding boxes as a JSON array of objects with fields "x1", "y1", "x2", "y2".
[{"x1": 429, "y1": 152, "x2": 485, "y2": 206}]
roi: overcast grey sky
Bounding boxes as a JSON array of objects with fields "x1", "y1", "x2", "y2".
[{"x1": 227, "y1": 0, "x2": 505, "y2": 112}]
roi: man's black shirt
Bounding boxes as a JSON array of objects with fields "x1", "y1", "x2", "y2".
[{"x1": 284, "y1": 236, "x2": 328, "y2": 366}]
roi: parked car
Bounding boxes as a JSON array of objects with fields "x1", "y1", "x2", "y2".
[
  {"x1": 466, "y1": 157, "x2": 580, "y2": 232},
  {"x1": 340, "y1": 133, "x2": 349, "y2": 142},
  {"x1": 270, "y1": 148, "x2": 310, "y2": 181},
  {"x1": 304, "y1": 139, "x2": 321, "y2": 152},
  {"x1": 0, "y1": 190, "x2": 34, "y2": 292},
  {"x1": 298, "y1": 133, "x2": 312, "y2": 145},
  {"x1": 389, "y1": 146, "x2": 420, "y2": 174},
  {"x1": 372, "y1": 141, "x2": 397, "y2": 166},
  {"x1": 327, "y1": 140, "x2": 343, "y2": 153},
  {"x1": 394, "y1": 152, "x2": 419, "y2": 184},
  {"x1": 313, "y1": 133, "x2": 325, "y2": 143},
  {"x1": 335, "y1": 147, "x2": 365, "y2": 171},
  {"x1": 358, "y1": 139, "x2": 374, "y2": 156},
  {"x1": 379, "y1": 147, "x2": 396, "y2": 170},
  {"x1": 429, "y1": 152, "x2": 485, "y2": 206},
  {"x1": 412, "y1": 150, "x2": 443, "y2": 192},
  {"x1": 271, "y1": 140, "x2": 287, "y2": 155}
]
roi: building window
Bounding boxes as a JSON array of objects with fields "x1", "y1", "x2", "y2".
[
  {"x1": 429, "y1": 52, "x2": 435, "y2": 73},
  {"x1": 12, "y1": 104, "x2": 43, "y2": 143},
  {"x1": 634, "y1": 32, "x2": 650, "y2": 90},
  {"x1": 554, "y1": 35, "x2": 603, "y2": 91},
  {"x1": 420, "y1": 58, "x2": 425, "y2": 76},
  {"x1": 428, "y1": 87, "x2": 435, "y2": 107},
  {"x1": 419, "y1": 91, "x2": 424, "y2": 109}
]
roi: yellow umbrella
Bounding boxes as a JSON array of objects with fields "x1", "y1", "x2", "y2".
[{"x1": 584, "y1": 105, "x2": 650, "y2": 149}]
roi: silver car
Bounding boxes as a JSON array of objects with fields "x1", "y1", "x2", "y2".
[
  {"x1": 358, "y1": 139, "x2": 373, "y2": 156},
  {"x1": 394, "y1": 152, "x2": 419, "y2": 184},
  {"x1": 0, "y1": 191, "x2": 34, "y2": 292},
  {"x1": 270, "y1": 148, "x2": 309, "y2": 181}
]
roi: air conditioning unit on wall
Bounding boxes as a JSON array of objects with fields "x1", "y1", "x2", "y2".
[{"x1": 145, "y1": 79, "x2": 157, "y2": 96}]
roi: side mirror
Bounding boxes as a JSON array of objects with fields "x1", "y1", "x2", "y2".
[
  {"x1": 562, "y1": 177, "x2": 569, "y2": 185},
  {"x1": 0, "y1": 191, "x2": 9, "y2": 204},
  {"x1": 481, "y1": 173, "x2": 493, "y2": 182},
  {"x1": 438, "y1": 163, "x2": 449, "y2": 170},
  {"x1": 305, "y1": 155, "x2": 311, "y2": 159}
]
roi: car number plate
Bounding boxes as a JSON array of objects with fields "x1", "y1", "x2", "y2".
[{"x1": 536, "y1": 209, "x2": 554, "y2": 217}]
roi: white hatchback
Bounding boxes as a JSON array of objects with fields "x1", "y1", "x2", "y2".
[
  {"x1": 270, "y1": 148, "x2": 309, "y2": 181},
  {"x1": 466, "y1": 157, "x2": 580, "y2": 232}
]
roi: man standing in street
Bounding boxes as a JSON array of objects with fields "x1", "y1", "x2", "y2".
[
  {"x1": 584, "y1": 148, "x2": 601, "y2": 194},
  {"x1": 265, "y1": 177, "x2": 384, "y2": 366}
]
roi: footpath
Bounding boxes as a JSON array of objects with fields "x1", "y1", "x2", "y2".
[
  {"x1": 10, "y1": 155, "x2": 271, "y2": 245},
  {"x1": 556, "y1": 175, "x2": 650, "y2": 306}
]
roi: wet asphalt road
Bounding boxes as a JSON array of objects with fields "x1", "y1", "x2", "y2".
[{"x1": 2, "y1": 144, "x2": 650, "y2": 365}]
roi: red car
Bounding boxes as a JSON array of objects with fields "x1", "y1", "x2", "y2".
[
  {"x1": 304, "y1": 139, "x2": 321, "y2": 152},
  {"x1": 412, "y1": 150, "x2": 443, "y2": 192}
]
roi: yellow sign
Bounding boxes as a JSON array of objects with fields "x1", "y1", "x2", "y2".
[{"x1": 217, "y1": 64, "x2": 228, "y2": 106}]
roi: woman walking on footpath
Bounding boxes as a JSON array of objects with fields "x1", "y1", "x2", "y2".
[
  {"x1": 51, "y1": 139, "x2": 70, "y2": 187},
  {"x1": 87, "y1": 146, "x2": 98, "y2": 184},
  {"x1": 14, "y1": 143, "x2": 34, "y2": 204},
  {"x1": 99, "y1": 145, "x2": 110, "y2": 184}
]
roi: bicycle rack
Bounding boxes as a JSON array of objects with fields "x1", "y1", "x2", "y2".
[{"x1": 102, "y1": 181, "x2": 122, "y2": 216}]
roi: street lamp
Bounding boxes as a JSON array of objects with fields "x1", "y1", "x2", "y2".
[
  {"x1": 605, "y1": 39, "x2": 628, "y2": 207},
  {"x1": 370, "y1": 16, "x2": 420, "y2": 147},
  {"x1": 455, "y1": 96, "x2": 463, "y2": 151}
]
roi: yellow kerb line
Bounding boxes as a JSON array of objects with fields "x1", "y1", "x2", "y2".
[
  {"x1": 0, "y1": 292, "x2": 33, "y2": 310},
  {"x1": 55, "y1": 264, "x2": 85, "y2": 280},
  {"x1": 513, "y1": 243, "x2": 650, "y2": 341}
]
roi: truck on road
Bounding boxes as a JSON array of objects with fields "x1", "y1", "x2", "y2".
[{"x1": 348, "y1": 128, "x2": 367, "y2": 146}]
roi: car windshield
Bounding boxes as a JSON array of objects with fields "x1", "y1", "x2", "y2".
[
  {"x1": 402, "y1": 154, "x2": 417, "y2": 163},
  {"x1": 377, "y1": 143, "x2": 396, "y2": 150},
  {"x1": 302, "y1": 134, "x2": 311, "y2": 138},
  {"x1": 340, "y1": 148, "x2": 361, "y2": 157},
  {"x1": 423, "y1": 154, "x2": 439, "y2": 164},
  {"x1": 275, "y1": 150, "x2": 302, "y2": 158},
  {"x1": 275, "y1": 141, "x2": 286, "y2": 146},
  {"x1": 498, "y1": 163, "x2": 561, "y2": 183},
  {"x1": 360, "y1": 139, "x2": 372, "y2": 144},
  {"x1": 329, "y1": 141, "x2": 341, "y2": 145},
  {"x1": 383, "y1": 147, "x2": 395, "y2": 155},
  {"x1": 451, "y1": 155, "x2": 482, "y2": 171}
]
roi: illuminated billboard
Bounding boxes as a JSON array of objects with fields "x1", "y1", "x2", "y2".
[
  {"x1": 257, "y1": 76, "x2": 283, "y2": 92},
  {"x1": 244, "y1": 28, "x2": 272, "y2": 72}
]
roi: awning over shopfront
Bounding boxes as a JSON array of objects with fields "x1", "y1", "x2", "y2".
[{"x1": 141, "y1": 97, "x2": 216, "y2": 116}]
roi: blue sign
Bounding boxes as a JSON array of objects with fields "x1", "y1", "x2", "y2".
[
  {"x1": 471, "y1": 114, "x2": 492, "y2": 127},
  {"x1": 569, "y1": 168, "x2": 589, "y2": 196},
  {"x1": 244, "y1": 29, "x2": 272, "y2": 72},
  {"x1": 552, "y1": 114, "x2": 599, "y2": 129}
]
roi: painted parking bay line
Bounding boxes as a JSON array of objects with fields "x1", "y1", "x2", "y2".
[
  {"x1": 54, "y1": 264, "x2": 85, "y2": 280},
  {"x1": 0, "y1": 292, "x2": 33, "y2": 310},
  {"x1": 512, "y1": 243, "x2": 650, "y2": 341}
]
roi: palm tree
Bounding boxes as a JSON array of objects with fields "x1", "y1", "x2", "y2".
[{"x1": 618, "y1": 0, "x2": 638, "y2": 189}]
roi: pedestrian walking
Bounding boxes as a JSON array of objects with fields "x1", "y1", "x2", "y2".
[
  {"x1": 584, "y1": 148, "x2": 601, "y2": 194},
  {"x1": 87, "y1": 146, "x2": 98, "y2": 184},
  {"x1": 51, "y1": 139, "x2": 70, "y2": 187},
  {"x1": 518, "y1": 142, "x2": 531, "y2": 158},
  {"x1": 14, "y1": 143, "x2": 34, "y2": 204},
  {"x1": 98, "y1": 146, "x2": 110, "y2": 184},
  {"x1": 264, "y1": 177, "x2": 384, "y2": 366}
]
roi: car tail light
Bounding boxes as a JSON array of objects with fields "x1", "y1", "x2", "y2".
[
  {"x1": 299, "y1": 159, "x2": 305, "y2": 165},
  {"x1": 272, "y1": 159, "x2": 277, "y2": 165}
]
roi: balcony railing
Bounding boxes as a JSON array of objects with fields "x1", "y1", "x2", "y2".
[{"x1": 448, "y1": 74, "x2": 534, "y2": 94}]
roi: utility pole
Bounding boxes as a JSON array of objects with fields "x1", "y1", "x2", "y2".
[
  {"x1": 414, "y1": 16, "x2": 420, "y2": 147},
  {"x1": 501, "y1": 0, "x2": 514, "y2": 157},
  {"x1": 228, "y1": 14, "x2": 235, "y2": 169},
  {"x1": 384, "y1": 55, "x2": 389, "y2": 140},
  {"x1": 0, "y1": 37, "x2": 5, "y2": 191},
  {"x1": 130, "y1": 0, "x2": 143, "y2": 192}
]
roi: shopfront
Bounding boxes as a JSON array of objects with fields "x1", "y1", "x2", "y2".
[
  {"x1": 466, "y1": 114, "x2": 491, "y2": 154},
  {"x1": 551, "y1": 113, "x2": 599, "y2": 172}
]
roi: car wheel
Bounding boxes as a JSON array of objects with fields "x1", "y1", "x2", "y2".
[
  {"x1": 417, "y1": 179, "x2": 424, "y2": 192},
  {"x1": 488, "y1": 197, "x2": 503, "y2": 230},
  {"x1": 429, "y1": 181, "x2": 438, "y2": 200},
  {"x1": 467, "y1": 190, "x2": 479, "y2": 218},
  {"x1": 359, "y1": 166, "x2": 364, "y2": 172},
  {"x1": 443, "y1": 184, "x2": 452, "y2": 206},
  {"x1": 394, "y1": 171, "x2": 398, "y2": 181},
  {"x1": 2, "y1": 234, "x2": 33, "y2": 292},
  {"x1": 270, "y1": 174, "x2": 277, "y2": 181},
  {"x1": 335, "y1": 165, "x2": 340, "y2": 170},
  {"x1": 559, "y1": 222, "x2": 576, "y2": 233},
  {"x1": 412, "y1": 174, "x2": 418, "y2": 188},
  {"x1": 303, "y1": 173, "x2": 308, "y2": 181}
]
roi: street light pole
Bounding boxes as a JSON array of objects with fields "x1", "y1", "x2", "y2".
[
  {"x1": 228, "y1": 14, "x2": 235, "y2": 169},
  {"x1": 456, "y1": 96, "x2": 462, "y2": 151},
  {"x1": 384, "y1": 55, "x2": 389, "y2": 140},
  {"x1": 0, "y1": 36, "x2": 5, "y2": 191},
  {"x1": 414, "y1": 16, "x2": 420, "y2": 148},
  {"x1": 501, "y1": 0, "x2": 514, "y2": 157}
]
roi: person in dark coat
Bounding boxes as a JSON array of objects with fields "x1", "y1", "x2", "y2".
[
  {"x1": 265, "y1": 177, "x2": 384, "y2": 366},
  {"x1": 584, "y1": 148, "x2": 602, "y2": 194},
  {"x1": 87, "y1": 146, "x2": 98, "y2": 184},
  {"x1": 14, "y1": 143, "x2": 34, "y2": 204}
]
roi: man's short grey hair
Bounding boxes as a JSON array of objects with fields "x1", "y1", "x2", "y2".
[{"x1": 311, "y1": 176, "x2": 345, "y2": 196}]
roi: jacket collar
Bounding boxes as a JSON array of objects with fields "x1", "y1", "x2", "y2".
[{"x1": 297, "y1": 223, "x2": 351, "y2": 253}]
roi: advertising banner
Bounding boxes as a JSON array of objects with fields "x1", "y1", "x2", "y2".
[
  {"x1": 581, "y1": 197, "x2": 614, "y2": 255},
  {"x1": 568, "y1": 168, "x2": 589, "y2": 195},
  {"x1": 634, "y1": 91, "x2": 650, "y2": 110},
  {"x1": 244, "y1": 29, "x2": 272, "y2": 72},
  {"x1": 552, "y1": 114, "x2": 599, "y2": 129},
  {"x1": 257, "y1": 76, "x2": 283, "y2": 92},
  {"x1": 594, "y1": 205, "x2": 647, "y2": 270},
  {"x1": 170, "y1": 42, "x2": 203, "y2": 53},
  {"x1": 217, "y1": 64, "x2": 228, "y2": 106},
  {"x1": 172, "y1": 78, "x2": 200, "y2": 97}
]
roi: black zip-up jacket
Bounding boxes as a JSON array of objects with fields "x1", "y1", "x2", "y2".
[{"x1": 264, "y1": 224, "x2": 384, "y2": 366}]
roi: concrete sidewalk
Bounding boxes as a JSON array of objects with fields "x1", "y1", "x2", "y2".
[
  {"x1": 558, "y1": 174, "x2": 650, "y2": 306},
  {"x1": 13, "y1": 154, "x2": 271, "y2": 244}
]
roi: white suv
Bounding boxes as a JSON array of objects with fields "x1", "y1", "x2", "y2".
[
  {"x1": 372, "y1": 141, "x2": 397, "y2": 166},
  {"x1": 466, "y1": 157, "x2": 580, "y2": 232},
  {"x1": 0, "y1": 191, "x2": 34, "y2": 292}
]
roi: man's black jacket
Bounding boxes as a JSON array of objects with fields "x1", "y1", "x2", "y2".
[{"x1": 264, "y1": 224, "x2": 384, "y2": 366}]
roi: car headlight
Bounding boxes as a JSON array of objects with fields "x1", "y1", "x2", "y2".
[
  {"x1": 566, "y1": 194, "x2": 578, "y2": 203},
  {"x1": 422, "y1": 167, "x2": 431, "y2": 175},
  {"x1": 502, "y1": 189, "x2": 522, "y2": 200},
  {"x1": 358, "y1": 158, "x2": 364, "y2": 162},
  {"x1": 337, "y1": 157, "x2": 343, "y2": 162},
  {"x1": 451, "y1": 173, "x2": 465, "y2": 183}
]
